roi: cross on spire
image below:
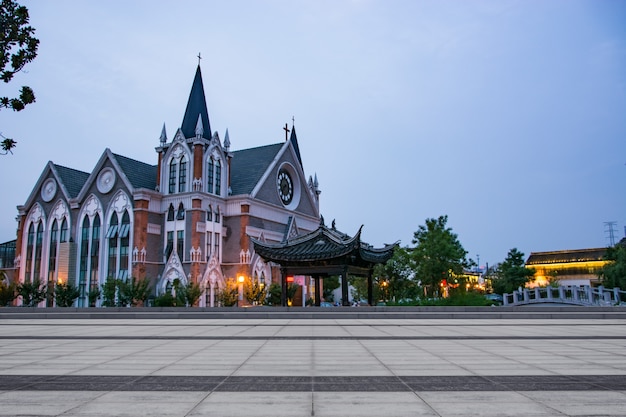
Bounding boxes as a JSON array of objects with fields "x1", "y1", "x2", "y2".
[
  {"x1": 283, "y1": 123, "x2": 290, "y2": 141},
  {"x1": 197, "y1": 52, "x2": 202, "y2": 66}
]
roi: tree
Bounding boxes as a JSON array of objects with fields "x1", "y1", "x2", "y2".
[
  {"x1": 411, "y1": 215, "x2": 469, "y2": 298},
  {"x1": 491, "y1": 248, "x2": 535, "y2": 295},
  {"x1": 54, "y1": 282, "x2": 80, "y2": 307},
  {"x1": 286, "y1": 282, "x2": 300, "y2": 306},
  {"x1": 117, "y1": 277, "x2": 152, "y2": 307},
  {"x1": 322, "y1": 276, "x2": 340, "y2": 302},
  {"x1": 181, "y1": 281, "x2": 203, "y2": 306},
  {"x1": 599, "y1": 243, "x2": 626, "y2": 289},
  {"x1": 216, "y1": 280, "x2": 238, "y2": 307},
  {"x1": 0, "y1": 279, "x2": 16, "y2": 306},
  {"x1": 266, "y1": 282, "x2": 282, "y2": 306},
  {"x1": 374, "y1": 246, "x2": 420, "y2": 302},
  {"x1": 243, "y1": 277, "x2": 266, "y2": 305},
  {"x1": 17, "y1": 278, "x2": 46, "y2": 306},
  {"x1": 1, "y1": 0, "x2": 39, "y2": 154},
  {"x1": 101, "y1": 277, "x2": 117, "y2": 307}
]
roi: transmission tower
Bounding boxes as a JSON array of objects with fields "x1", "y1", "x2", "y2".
[{"x1": 604, "y1": 221, "x2": 617, "y2": 246}]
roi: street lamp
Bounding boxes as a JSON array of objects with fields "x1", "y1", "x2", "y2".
[{"x1": 238, "y1": 275, "x2": 245, "y2": 307}]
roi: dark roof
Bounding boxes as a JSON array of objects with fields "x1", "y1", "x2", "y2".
[
  {"x1": 54, "y1": 164, "x2": 90, "y2": 198},
  {"x1": 252, "y1": 224, "x2": 397, "y2": 265},
  {"x1": 526, "y1": 248, "x2": 608, "y2": 265},
  {"x1": 289, "y1": 126, "x2": 303, "y2": 168},
  {"x1": 112, "y1": 153, "x2": 157, "y2": 190},
  {"x1": 230, "y1": 143, "x2": 283, "y2": 195},
  {"x1": 181, "y1": 65, "x2": 211, "y2": 140}
]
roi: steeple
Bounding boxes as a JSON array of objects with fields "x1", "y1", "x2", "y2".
[
  {"x1": 181, "y1": 65, "x2": 212, "y2": 140},
  {"x1": 289, "y1": 123, "x2": 303, "y2": 168}
]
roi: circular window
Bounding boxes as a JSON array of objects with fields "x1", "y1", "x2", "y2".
[
  {"x1": 97, "y1": 168, "x2": 116, "y2": 194},
  {"x1": 41, "y1": 178, "x2": 57, "y2": 202},
  {"x1": 276, "y1": 163, "x2": 300, "y2": 209}
]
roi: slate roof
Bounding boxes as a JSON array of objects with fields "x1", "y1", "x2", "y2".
[
  {"x1": 229, "y1": 143, "x2": 283, "y2": 195},
  {"x1": 53, "y1": 164, "x2": 90, "y2": 198},
  {"x1": 526, "y1": 248, "x2": 608, "y2": 265},
  {"x1": 180, "y1": 65, "x2": 211, "y2": 140},
  {"x1": 290, "y1": 126, "x2": 303, "y2": 168},
  {"x1": 112, "y1": 153, "x2": 157, "y2": 191},
  {"x1": 252, "y1": 224, "x2": 397, "y2": 265}
]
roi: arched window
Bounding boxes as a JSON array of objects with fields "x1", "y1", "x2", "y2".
[
  {"x1": 90, "y1": 214, "x2": 100, "y2": 296},
  {"x1": 168, "y1": 160, "x2": 177, "y2": 194},
  {"x1": 106, "y1": 210, "x2": 131, "y2": 281},
  {"x1": 215, "y1": 206, "x2": 221, "y2": 223},
  {"x1": 60, "y1": 218, "x2": 68, "y2": 243},
  {"x1": 177, "y1": 230, "x2": 184, "y2": 260},
  {"x1": 79, "y1": 216, "x2": 90, "y2": 304},
  {"x1": 165, "y1": 231, "x2": 174, "y2": 260},
  {"x1": 167, "y1": 204, "x2": 175, "y2": 221},
  {"x1": 207, "y1": 205, "x2": 212, "y2": 222},
  {"x1": 33, "y1": 223, "x2": 43, "y2": 283},
  {"x1": 47, "y1": 220, "x2": 58, "y2": 306},
  {"x1": 25, "y1": 223, "x2": 34, "y2": 281},
  {"x1": 178, "y1": 156, "x2": 187, "y2": 192},
  {"x1": 176, "y1": 202, "x2": 185, "y2": 220},
  {"x1": 107, "y1": 213, "x2": 118, "y2": 280},
  {"x1": 207, "y1": 157, "x2": 215, "y2": 194},
  {"x1": 215, "y1": 159, "x2": 222, "y2": 195}
]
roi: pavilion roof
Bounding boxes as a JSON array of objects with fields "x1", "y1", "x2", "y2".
[{"x1": 251, "y1": 223, "x2": 397, "y2": 266}]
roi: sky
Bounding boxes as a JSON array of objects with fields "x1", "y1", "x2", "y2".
[{"x1": 1, "y1": 0, "x2": 625, "y2": 268}]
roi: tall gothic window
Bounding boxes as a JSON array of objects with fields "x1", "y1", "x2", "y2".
[
  {"x1": 79, "y1": 216, "x2": 90, "y2": 304},
  {"x1": 207, "y1": 205, "x2": 212, "y2": 221},
  {"x1": 168, "y1": 153, "x2": 189, "y2": 195},
  {"x1": 106, "y1": 211, "x2": 130, "y2": 281},
  {"x1": 60, "y1": 218, "x2": 68, "y2": 242},
  {"x1": 107, "y1": 213, "x2": 118, "y2": 280},
  {"x1": 215, "y1": 159, "x2": 221, "y2": 195},
  {"x1": 207, "y1": 158, "x2": 214, "y2": 194},
  {"x1": 176, "y1": 202, "x2": 185, "y2": 220},
  {"x1": 47, "y1": 220, "x2": 58, "y2": 307},
  {"x1": 178, "y1": 156, "x2": 187, "y2": 192},
  {"x1": 177, "y1": 230, "x2": 184, "y2": 260},
  {"x1": 165, "y1": 231, "x2": 174, "y2": 260},
  {"x1": 25, "y1": 223, "x2": 34, "y2": 281},
  {"x1": 168, "y1": 160, "x2": 177, "y2": 194},
  {"x1": 33, "y1": 223, "x2": 43, "y2": 283},
  {"x1": 214, "y1": 232, "x2": 220, "y2": 261},
  {"x1": 90, "y1": 215, "x2": 101, "y2": 295},
  {"x1": 206, "y1": 232, "x2": 212, "y2": 260},
  {"x1": 167, "y1": 204, "x2": 175, "y2": 221}
]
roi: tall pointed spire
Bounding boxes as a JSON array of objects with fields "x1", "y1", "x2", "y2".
[
  {"x1": 181, "y1": 65, "x2": 212, "y2": 140},
  {"x1": 289, "y1": 123, "x2": 303, "y2": 168},
  {"x1": 159, "y1": 123, "x2": 167, "y2": 145}
]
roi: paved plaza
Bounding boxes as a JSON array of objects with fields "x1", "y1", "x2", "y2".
[{"x1": 0, "y1": 309, "x2": 625, "y2": 416}]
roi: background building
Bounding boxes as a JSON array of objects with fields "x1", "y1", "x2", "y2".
[{"x1": 12, "y1": 65, "x2": 322, "y2": 307}]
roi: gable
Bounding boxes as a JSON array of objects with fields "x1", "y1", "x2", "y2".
[{"x1": 230, "y1": 143, "x2": 283, "y2": 195}]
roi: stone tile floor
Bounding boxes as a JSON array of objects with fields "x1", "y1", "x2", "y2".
[{"x1": 0, "y1": 317, "x2": 625, "y2": 416}]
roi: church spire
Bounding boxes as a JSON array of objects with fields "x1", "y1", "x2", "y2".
[
  {"x1": 181, "y1": 65, "x2": 212, "y2": 140},
  {"x1": 289, "y1": 121, "x2": 303, "y2": 168}
]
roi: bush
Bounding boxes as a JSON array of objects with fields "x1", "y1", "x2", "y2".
[
  {"x1": 0, "y1": 281, "x2": 17, "y2": 306},
  {"x1": 17, "y1": 279, "x2": 46, "y2": 307},
  {"x1": 54, "y1": 282, "x2": 80, "y2": 307}
]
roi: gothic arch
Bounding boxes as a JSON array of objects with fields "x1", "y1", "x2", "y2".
[
  {"x1": 199, "y1": 253, "x2": 225, "y2": 307},
  {"x1": 158, "y1": 251, "x2": 188, "y2": 295}
]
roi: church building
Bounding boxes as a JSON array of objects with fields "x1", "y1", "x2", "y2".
[{"x1": 13, "y1": 65, "x2": 322, "y2": 307}]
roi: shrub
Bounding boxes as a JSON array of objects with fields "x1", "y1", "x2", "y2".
[{"x1": 54, "y1": 282, "x2": 80, "y2": 307}]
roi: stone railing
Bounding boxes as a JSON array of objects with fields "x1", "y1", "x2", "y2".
[{"x1": 503, "y1": 285, "x2": 626, "y2": 306}]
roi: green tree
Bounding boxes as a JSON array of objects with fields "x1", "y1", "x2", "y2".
[
  {"x1": 491, "y1": 248, "x2": 535, "y2": 295},
  {"x1": 181, "y1": 281, "x2": 203, "y2": 306},
  {"x1": 0, "y1": 279, "x2": 16, "y2": 306},
  {"x1": 322, "y1": 276, "x2": 340, "y2": 302},
  {"x1": 54, "y1": 282, "x2": 80, "y2": 307},
  {"x1": 216, "y1": 280, "x2": 238, "y2": 307},
  {"x1": 117, "y1": 277, "x2": 152, "y2": 307},
  {"x1": 411, "y1": 215, "x2": 469, "y2": 298},
  {"x1": 17, "y1": 278, "x2": 46, "y2": 306},
  {"x1": 88, "y1": 287, "x2": 100, "y2": 307},
  {"x1": 599, "y1": 243, "x2": 626, "y2": 289},
  {"x1": 266, "y1": 282, "x2": 282, "y2": 306},
  {"x1": 243, "y1": 277, "x2": 266, "y2": 305},
  {"x1": 375, "y1": 246, "x2": 419, "y2": 302},
  {"x1": 101, "y1": 277, "x2": 117, "y2": 307},
  {"x1": 1, "y1": 0, "x2": 39, "y2": 154}
]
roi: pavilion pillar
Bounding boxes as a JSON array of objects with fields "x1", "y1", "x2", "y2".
[
  {"x1": 281, "y1": 267, "x2": 287, "y2": 307},
  {"x1": 314, "y1": 275, "x2": 321, "y2": 306},
  {"x1": 367, "y1": 269, "x2": 373, "y2": 306},
  {"x1": 341, "y1": 266, "x2": 349, "y2": 306}
]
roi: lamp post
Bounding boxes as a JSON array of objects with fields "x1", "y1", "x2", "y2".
[{"x1": 238, "y1": 275, "x2": 245, "y2": 307}]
